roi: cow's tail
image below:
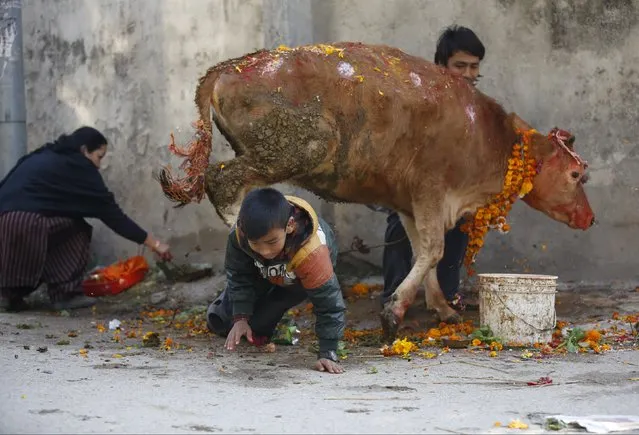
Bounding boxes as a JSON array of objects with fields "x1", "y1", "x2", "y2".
[{"x1": 155, "y1": 65, "x2": 222, "y2": 207}]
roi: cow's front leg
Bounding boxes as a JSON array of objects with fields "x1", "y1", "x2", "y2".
[
  {"x1": 380, "y1": 213, "x2": 429, "y2": 343},
  {"x1": 380, "y1": 206, "x2": 459, "y2": 342},
  {"x1": 406, "y1": 206, "x2": 460, "y2": 323}
]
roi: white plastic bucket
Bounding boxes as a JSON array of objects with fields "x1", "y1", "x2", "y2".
[{"x1": 478, "y1": 273, "x2": 558, "y2": 345}]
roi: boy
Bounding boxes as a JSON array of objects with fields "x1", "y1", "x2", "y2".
[{"x1": 207, "y1": 188, "x2": 346, "y2": 374}]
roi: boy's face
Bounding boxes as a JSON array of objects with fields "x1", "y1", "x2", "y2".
[
  {"x1": 247, "y1": 218, "x2": 295, "y2": 260},
  {"x1": 446, "y1": 50, "x2": 481, "y2": 85}
]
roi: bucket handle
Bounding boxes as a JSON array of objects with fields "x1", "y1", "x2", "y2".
[{"x1": 493, "y1": 292, "x2": 557, "y2": 333}]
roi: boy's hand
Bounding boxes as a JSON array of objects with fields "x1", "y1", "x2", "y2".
[
  {"x1": 225, "y1": 319, "x2": 253, "y2": 351},
  {"x1": 314, "y1": 358, "x2": 344, "y2": 374}
]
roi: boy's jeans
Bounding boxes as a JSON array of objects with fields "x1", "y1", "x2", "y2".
[{"x1": 207, "y1": 282, "x2": 308, "y2": 339}]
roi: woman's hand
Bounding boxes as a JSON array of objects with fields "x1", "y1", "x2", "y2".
[
  {"x1": 225, "y1": 319, "x2": 253, "y2": 351},
  {"x1": 152, "y1": 241, "x2": 173, "y2": 261},
  {"x1": 144, "y1": 235, "x2": 173, "y2": 261}
]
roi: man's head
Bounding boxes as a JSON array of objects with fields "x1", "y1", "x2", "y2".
[
  {"x1": 237, "y1": 188, "x2": 295, "y2": 260},
  {"x1": 434, "y1": 25, "x2": 485, "y2": 85}
]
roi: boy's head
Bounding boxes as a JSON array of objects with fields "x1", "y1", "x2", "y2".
[
  {"x1": 434, "y1": 25, "x2": 485, "y2": 86},
  {"x1": 237, "y1": 188, "x2": 295, "y2": 260}
]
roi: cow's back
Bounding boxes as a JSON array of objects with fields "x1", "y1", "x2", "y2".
[{"x1": 209, "y1": 42, "x2": 512, "y2": 213}]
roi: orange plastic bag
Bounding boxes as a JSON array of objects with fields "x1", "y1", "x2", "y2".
[
  {"x1": 82, "y1": 256, "x2": 149, "y2": 297},
  {"x1": 100, "y1": 255, "x2": 149, "y2": 282}
]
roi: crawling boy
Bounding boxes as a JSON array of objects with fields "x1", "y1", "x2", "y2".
[{"x1": 207, "y1": 187, "x2": 346, "y2": 374}]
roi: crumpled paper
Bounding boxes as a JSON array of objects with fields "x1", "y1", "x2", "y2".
[{"x1": 546, "y1": 415, "x2": 639, "y2": 434}]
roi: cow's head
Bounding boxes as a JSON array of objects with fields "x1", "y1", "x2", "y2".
[{"x1": 510, "y1": 114, "x2": 595, "y2": 230}]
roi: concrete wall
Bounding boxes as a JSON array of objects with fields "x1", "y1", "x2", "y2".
[
  {"x1": 20, "y1": 0, "x2": 264, "y2": 267},
  {"x1": 16, "y1": 0, "x2": 639, "y2": 285},
  {"x1": 310, "y1": 0, "x2": 639, "y2": 287}
]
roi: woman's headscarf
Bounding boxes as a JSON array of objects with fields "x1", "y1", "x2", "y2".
[{"x1": 0, "y1": 126, "x2": 108, "y2": 188}]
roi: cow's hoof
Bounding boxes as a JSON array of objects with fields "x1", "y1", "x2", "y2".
[
  {"x1": 440, "y1": 310, "x2": 463, "y2": 324},
  {"x1": 380, "y1": 306, "x2": 401, "y2": 344}
]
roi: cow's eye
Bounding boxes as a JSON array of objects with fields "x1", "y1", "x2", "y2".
[{"x1": 571, "y1": 171, "x2": 580, "y2": 179}]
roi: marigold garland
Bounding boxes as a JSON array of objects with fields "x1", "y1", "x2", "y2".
[{"x1": 460, "y1": 128, "x2": 538, "y2": 275}]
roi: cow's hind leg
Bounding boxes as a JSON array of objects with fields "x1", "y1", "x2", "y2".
[
  {"x1": 204, "y1": 156, "x2": 271, "y2": 226},
  {"x1": 205, "y1": 104, "x2": 336, "y2": 226}
]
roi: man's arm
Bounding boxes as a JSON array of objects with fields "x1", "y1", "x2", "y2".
[{"x1": 224, "y1": 229, "x2": 261, "y2": 321}]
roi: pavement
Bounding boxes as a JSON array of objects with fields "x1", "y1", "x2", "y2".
[{"x1": 1, "y1": 263, "x2": 639, "y2": 434}]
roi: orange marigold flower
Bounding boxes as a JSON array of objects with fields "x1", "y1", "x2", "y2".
[
  {"x1": 471, "y1": 338, "x2": 482, "y2": 346},
  {"x1": 426, "y1": 328, "x2": 442, "y2": 339},
  {"x1": 351, "y1": 283, "x2": 370, "y2": 297},
  {"x1": 585, "y1": 329, "x2": 602, "y2": 343}
]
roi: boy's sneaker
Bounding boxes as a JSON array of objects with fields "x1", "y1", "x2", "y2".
[{"x1": 206, "y1": 291, "x2": 232, "y2": 336}]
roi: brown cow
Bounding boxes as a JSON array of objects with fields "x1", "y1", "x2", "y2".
[{"x1": 157, "y1": 42, "x2": 595, "y2": 342}]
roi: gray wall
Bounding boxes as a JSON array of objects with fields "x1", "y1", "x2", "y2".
[{"x1": 15, "y1": 0, "x2": 639, "y2": 285}]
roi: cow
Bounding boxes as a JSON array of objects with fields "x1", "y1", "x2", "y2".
[{"x1": 156, "y1": 42, "x2": 595, "y2": 342}]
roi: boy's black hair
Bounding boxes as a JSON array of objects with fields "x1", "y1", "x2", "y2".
[
  {"x1": 434, "y1": 25, "x2": 485, "y2": 66},
  {"x1": 238, "y1": 187, "x2": 293, "y2": 240}
]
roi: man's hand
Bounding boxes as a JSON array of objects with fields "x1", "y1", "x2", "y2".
[
  {"x1": 225, "y1": 319, "x2": 253, "y2": 351},
  {"x1": 314, "y1": 358, "x2": 344, "y2": 374}
]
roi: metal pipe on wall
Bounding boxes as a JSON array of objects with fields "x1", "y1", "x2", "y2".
[{"x1": 0, "y1": 0, "x2": 27, "y2": 180}]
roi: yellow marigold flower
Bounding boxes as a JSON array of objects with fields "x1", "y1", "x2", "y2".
[
  {"x1": 490, "y1": 341, "x2": 503, "y2": 351},
  {"x1": 508, "y1": 419, "x2": 529, "y2": 430},
  {"x1": 519, "y1": 180, "x2": 533, "y2": 197}
]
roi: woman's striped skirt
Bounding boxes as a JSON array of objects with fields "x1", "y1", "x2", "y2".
[{"x1": 0, "y1": 211, "x2": 92, "y2": 302}]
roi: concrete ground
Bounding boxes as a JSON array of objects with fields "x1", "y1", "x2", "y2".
[{"x1": 1, "y1": 263, "x2": 639, "y2": 434}]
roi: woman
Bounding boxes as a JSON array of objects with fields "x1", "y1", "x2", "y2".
[{"x1": 0, "y1": 126, "x2": 173, "y2": 312}]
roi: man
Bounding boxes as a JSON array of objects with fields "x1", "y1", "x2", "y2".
[{"x1": 370, "y1": 25, "x2": 486, "y2": 310}]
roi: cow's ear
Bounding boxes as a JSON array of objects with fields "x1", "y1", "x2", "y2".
[{"x1": 509, "y1": 112, "x2": 534, "y2": 132}]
